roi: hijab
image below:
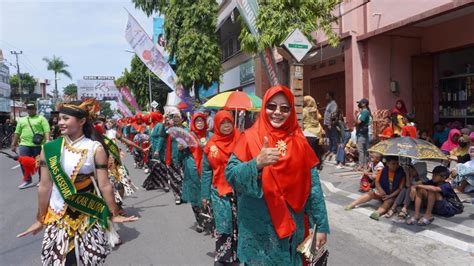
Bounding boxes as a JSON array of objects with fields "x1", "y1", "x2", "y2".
[
  {"x1": 303, "y1": 95, "x2": 318, "y2": 113},
  {"x1": 189, "y1": 113, "x2": 208, "y2": 176},
  {"x1": 233, "y1": 85, "x2": 320, "y2": 239},
  {"x1": 203, "y1": 111, "x2": 240, "y2": 196},
  {"x1": 441, "y1": 129, "x2": 461, "y2": 152},
  {"x1": 392, "y1": 99, "x2": 407, "y2": 115}
]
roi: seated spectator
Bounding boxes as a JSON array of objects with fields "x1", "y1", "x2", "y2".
[
  {"x1": 461, "y1": 127, "x2": 471, "y2": 136},
  {"x1": 345, "y1": 156, "x2": 406, "y2": 221},
  {"x1": 408, "y1": 166, "x2": 463, "y2": 225},
  {"x1": 345, "y1": 137, "x2": 358, "y2": 164},
  {"x1": 418, "y1": 129, "x2": 433, "y2": 143},
  {"x1": 359, "y1": 152, "x2": 384, "y2": 192},
  {"x1": 433, "y1": 122, "x2": 450, "y2": 147},
  {"x1": 401, "y1": 113, "x2": 417, "y2": 138},
  {"x1": 448, "y1": 135, "x2": 471, "y2": 164},
  {"x1": 378, "y1": 116, "x2": 393, "y2": 141},
  {"x1": 451, "y1": 146, "x2": 474, "y2": 193},
  {"x1": 441, "y1": 129, "x2": 461, "y2": 154},
  {"x1": 384, "y1": 162, "x2": 428, "y2": 220}
]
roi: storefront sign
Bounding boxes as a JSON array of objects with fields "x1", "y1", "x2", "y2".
[
  {"x1": 240, "y1": 59, "x2": 255, "y2": 85},
  {"x1": 283, "y1": 28, "x2": 312, "y2": 62}
]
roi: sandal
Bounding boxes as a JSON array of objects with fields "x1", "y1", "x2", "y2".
[
  {"x1": 369, "y1": 211, "x2": 380, "y2": 221},
  {"x1": 383, "y1": 209, "x2": 396, "y2": 218},
  {"x1": 398, "y1": 210, "x2": 408, "y2": 220},
  {"x1": 417, "y1": 217, "x2": 434, "y2": 226},
  {"x1": 406, "y1": 216, "x2": 418, "y2": 225}
]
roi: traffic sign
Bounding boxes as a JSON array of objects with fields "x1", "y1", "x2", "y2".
[
  {"x1": 282, "y1": 28, "x2": 312, "y2": 62},
  {"x1": 151, "y1": 100, "x2": 159, "y2": 109}
]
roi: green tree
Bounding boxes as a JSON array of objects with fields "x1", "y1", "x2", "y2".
[
  {"x1": 63, "y1": 83, "x2": 77, "y2": 96},
  {"x1": 43, "y1": 55, "x2": 72, "y2": 103},
  {"x1": 10, "y1": 73, "x2": 37, "y2": 96},
  {"x1": 99, "y1": 101, "x2": 114, "y2": 118},
  {"x1": 239, "y1": 0, "x2": 341, "y2": 53},
  {"x1": 132, "y1": 0, "x2": 222, "y2": 102},
  {"x1": 119, "y1": 56, "x2": 169, "y2": 112}
]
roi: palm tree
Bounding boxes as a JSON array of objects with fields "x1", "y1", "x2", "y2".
[{"x1": 43, "y1": 55, "x2": 72, "y2": 103}]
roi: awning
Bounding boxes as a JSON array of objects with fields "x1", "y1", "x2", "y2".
[{"x1": 216, "y1": 1, "x2": 237, "y2": 31}]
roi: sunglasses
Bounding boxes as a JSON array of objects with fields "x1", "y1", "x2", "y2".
[{"x1": 266, "y1": 103, "x2": 291, "y2": 113}]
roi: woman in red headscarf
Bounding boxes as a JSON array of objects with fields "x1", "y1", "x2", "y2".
[
  {"x1": 179, "y1": 112, "x2": 213, "y2": 233},
  {"x1": 201, "y1": 110, "x2": 241, "y2": 264},
  {"x1": 391, "y1": 99, "x2": 407, "y2": 136},
  {"x1": 143, "y1": 111, "x2": 168, "y2": 191},
  {"x1": 225, "y1": 85, "x2": 329, "y2": 265}
]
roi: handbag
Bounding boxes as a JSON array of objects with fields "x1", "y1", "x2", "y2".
[
  {"x1": 446, "y1": 193, "x2": 464, "y2": 214},
  {"x1": 27, "y1": 118, "x2": 44, "y2": 145},
  {"x1": 297, "y1": 224, "x2": 329, "y2": 265}
]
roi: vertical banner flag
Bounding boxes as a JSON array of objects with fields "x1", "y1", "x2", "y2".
[
  {"x1": 116, "y1": 99, "x2": 134, "y2": 117},
  {"x1": 125, "y1": 12, "x2": 181, "y2": 110},
  {"x1": 119, "y1": 86, "x2": 141, "y2": 113},
  {"x1": 153, "y1": 16, "x2": 173, "y2": 63},
  {"x1": 235, "y1": 0, "x2": 280, "y2": 86}
]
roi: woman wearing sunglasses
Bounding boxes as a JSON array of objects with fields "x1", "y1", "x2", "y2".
[
  {"x1": 201, "y1": 110, "x2": 241, "y2": 264},
  {"x1": 225, "y1": 85, "x2": 329, "y2": 265}
]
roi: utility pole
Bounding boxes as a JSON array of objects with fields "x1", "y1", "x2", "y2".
[{"x1": 11, "y1": 51, "x2": 23, "y2": 120}]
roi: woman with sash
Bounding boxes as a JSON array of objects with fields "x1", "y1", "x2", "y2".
[
  {"x1": 179, "y1": 112, "x2": 212, "y2": 233},
  {"x1": 17, "y1": 100, "x2": 138, "y2": 265},
  {"x1": 202, "y1": 110, "x2": 240, "y2": 264},
  {"x1": 224, "y1": 85, "x2": 329, "y2": 265}
]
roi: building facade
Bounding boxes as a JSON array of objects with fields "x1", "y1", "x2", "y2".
[{"x1": 0, "y1": 62, "x2": 12, "y2": 121}]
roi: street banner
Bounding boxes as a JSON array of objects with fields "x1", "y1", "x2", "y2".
[
  {"x1": 36, "y1": 99, "x2": 54, "y2": 119},
  {"x1": 116, "y1": 99, "x2": 134, "y2": 117},
  {"x1": 125, "y1": 12, "x2": 179, "y2": 92},
  {"x1": 153, "y1": 16, "x2": 174, "y2": 64},
  {"x1": 235, "y1": 0, "x2": 280, "y2": 86},
  {"x1": 119, "y1": 86, "x2": 141, "y2": 113},
  {"x1": 77, "y1": 79, "x2": 121, "y2": 101}
]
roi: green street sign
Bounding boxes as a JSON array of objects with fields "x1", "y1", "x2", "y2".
[{"x1": 288, "y1": 44, "x2": 309, "y2": 49}]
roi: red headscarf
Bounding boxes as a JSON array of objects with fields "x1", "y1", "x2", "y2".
[
  {"x1": 233, "y1": 85, "x2": 320, "y2": 239},
  {"x1": 392, "y1": 99, "x2": 407, "y2": 115},
  {"x1": 132, "y1": 113, "x2": 145, "y2": 132},
  {"x1": 143, "y1": 113, "x2": 152, "y2": 125},
  {"x1": 203, "y1": 111, "x2": 240, "y2": 196},
  {"x1": 189, "y1": 113, "x2": 208, "y2": 176}
]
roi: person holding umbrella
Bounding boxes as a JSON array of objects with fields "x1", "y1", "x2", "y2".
[{"x1": 225, "y1": 85, "x2": 329, "y2": 265}]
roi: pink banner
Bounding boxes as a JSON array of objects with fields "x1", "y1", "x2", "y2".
[
  {"x1": 116, "y1": 99, "x2": 133, "y2": 117},
  {"x1": 120, "y1": 86, "x2": 141, "y2": 113}
]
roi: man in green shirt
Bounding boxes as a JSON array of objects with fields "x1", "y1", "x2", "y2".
[
  {"x1": 11, "y1": 103, "x2": 50, "y2": 189},
  {"x1": 354, "y1": 98, "x2": 371, "y2": 171}
]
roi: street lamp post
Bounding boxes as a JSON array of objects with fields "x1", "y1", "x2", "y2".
[{"x1": 124, "y1": 49, "x2": 153, "y2": 111}]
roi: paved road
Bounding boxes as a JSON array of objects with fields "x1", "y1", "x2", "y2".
[{"x1": 1, "y1": 148, "x2": 473, "y2": 265}]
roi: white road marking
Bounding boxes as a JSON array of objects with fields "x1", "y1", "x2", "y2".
[{"x1": 417, "y1": 230, "x2": 474, "y2": 253}]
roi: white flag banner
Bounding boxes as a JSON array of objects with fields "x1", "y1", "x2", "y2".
[{"x1": 125, "y1": 12, "x2": 181, "y2": 108}]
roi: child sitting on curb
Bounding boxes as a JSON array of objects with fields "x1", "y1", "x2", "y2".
[
  {"x1": 407, "y1": 166, "x2": 463, "y2": 226},
  {"x1": 359, "y1": 152, "x2": 385, "y2": 192},
  {"x1": 383, "y1": 162, "x2": 428, "y2": 221},
  {"x1": 345, "y1": 156, "x2": 406, "y2": 221}
]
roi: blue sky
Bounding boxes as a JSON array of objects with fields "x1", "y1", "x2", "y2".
[{"x1": 1, "y1": 0, "x2": 155, "y2": 95}]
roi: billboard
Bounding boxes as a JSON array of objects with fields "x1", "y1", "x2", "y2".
[
  {"x1": 77, "y1": 79, "x2": 121, "y2": 101},
  {"x1": 37, "y1": 99, "x2": 54, "y2": 119}
]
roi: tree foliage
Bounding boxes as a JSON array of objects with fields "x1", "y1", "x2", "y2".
[
  {"x1": 99, "y1": 101, "x2": 114, "y2": 118},
  {"x1": 63, "y1": 83, "x2": 77, "y2": 96},
  {"x1": 132, "y1": 0, "x2": 222, "y2": 101},
  {"x1": 119, "y1": 56, "x2": 169, "y2": 112},
  {"x1": 239, "y1": 0, "x2": 341, "y2": 53},
  {"x1": 42, "y1": 55, "x2": 72, "y2": 79},
  {"x1": 10, "y1": 73, "x2": 37, "y2": 96}
]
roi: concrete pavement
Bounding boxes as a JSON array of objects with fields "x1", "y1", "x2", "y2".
[{"x1": 0, "y1": 148, "x2": 473, "y2": 265}]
